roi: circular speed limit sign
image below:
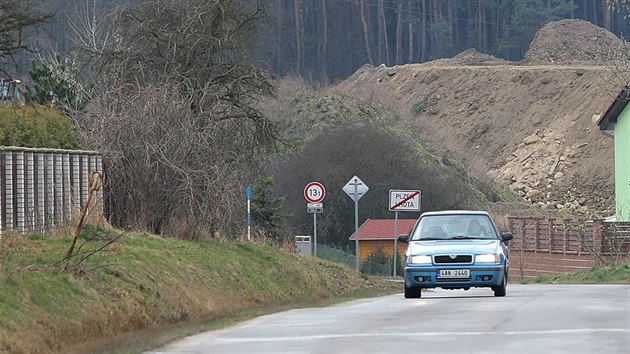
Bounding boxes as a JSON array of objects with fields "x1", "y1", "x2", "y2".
[{"x1": 304, "y1": 181, "x2": 326, "y2": 203}]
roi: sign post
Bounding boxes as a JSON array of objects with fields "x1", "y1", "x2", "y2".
[
  {"x1": 246, "y1": 185, "x2": 253, "y2": 241},
  {"x1": 343, "y1": 176, "x2": 369, "y2": 271},
  {"x1": 304, "y1": 182, "x2": 325, "y2": 257},
  {"x1": 389, "y1": 189, "x2": 421, "y2": 277}
]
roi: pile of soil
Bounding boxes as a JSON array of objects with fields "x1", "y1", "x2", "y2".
[
  {"x1": 452, "y1": 48, "x2": 513, "y2": 66},
  {"x1": 334, "y1": 19, "x2": 623, "y2": 220},
  {"x1": 425, "y1": 48, "x2": 513, "y2": 66},
  {"x1": 524, "y1": 19, "x2": 624, "y2": 64}
]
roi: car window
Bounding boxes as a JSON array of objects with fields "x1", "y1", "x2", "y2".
[{"x1": 410, "y1": 214, "x2": 498, "y2": 240}]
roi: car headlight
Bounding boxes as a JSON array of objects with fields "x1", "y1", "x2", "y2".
[
  {"x1": 475, "y1": 254, "x2": 500, "y2": 263},
  {"x1": 408, "y1": 255, "x2": 432, "y2": 264}
]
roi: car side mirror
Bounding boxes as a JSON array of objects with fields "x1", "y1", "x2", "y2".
[
  {"x1": 397, "y1": 234, "x2": 409, "y2": 243},
  {"x1": 500, "y1": 232, "x2": 513, "y2": 242}
]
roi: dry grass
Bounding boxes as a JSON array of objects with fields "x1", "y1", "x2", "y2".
[
  {"x1": 0, "y1": 231, "x2": 23, "y2": 256},
  {"x1": 0, "y1": 226, "x2": 399, "y2": 354}
]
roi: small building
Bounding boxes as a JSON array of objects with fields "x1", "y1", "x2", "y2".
[
  {"x1": 349, "y1": 218, "x2": 417, "y2": 261},
  {"x1": 0, "y1": 77, "x2": 21, "y2": 101},
  {"x1": 597, "y1": 87, "x2": 630, "y2": 221}
]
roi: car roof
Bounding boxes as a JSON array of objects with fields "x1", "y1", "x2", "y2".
[{"x1": 420, "y1": 210, "x2": 491, "y2": 217}]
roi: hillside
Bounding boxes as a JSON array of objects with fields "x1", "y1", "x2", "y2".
[
  {"x1": 334, "y1": 19, "x2": 622, "y2": 220},
  {"x1": 0, "y1": 231, "x2": 398, "y2": 354}
]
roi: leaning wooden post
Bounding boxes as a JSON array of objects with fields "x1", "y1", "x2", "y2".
[{"x1": 64, "y1": 172, "x2": 103, "y2": 270}]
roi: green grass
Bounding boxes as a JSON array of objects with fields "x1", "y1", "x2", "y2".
[
  {"x1": 410, "y1": 101, "x2": 428, "y2": 114},
  {"x1": 521, "y1": 263, "x2": 630, "y2": 284},
  {"x1": 0, "y1": 229, "x2": 399, "y2": 354}
]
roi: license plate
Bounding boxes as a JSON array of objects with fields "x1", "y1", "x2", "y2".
[{"x1": 438, "y1": 269, "x2": 470, "y2": 279}]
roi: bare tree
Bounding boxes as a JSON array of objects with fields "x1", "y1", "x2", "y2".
[
  {"x1": 70, "y1": 0, "x2": 281, "y2": 239},
  {"x1": 0, "y1": 0, "x2": 51, "y2": 54},
  {"x1": 0, "y1": 0, "x2": 52, "y2": 73},
  {"x1": 272, "y1": 124, "x2": 479, "y2": 247},
  {"x1": 360, "y1": 0, "x2": 374, "y2": 65}
]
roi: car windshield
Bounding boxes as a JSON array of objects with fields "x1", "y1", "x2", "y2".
[{"x1": 409, "y1": 214, "x2": 498, "y2": 241}]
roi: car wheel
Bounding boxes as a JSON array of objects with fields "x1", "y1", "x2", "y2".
[
  {"x1": 404, "y1": 285, "x2": 421, "y2": 298},
  {"x1": 493, "y1": 273, "x2": 507, "y2": 297}
]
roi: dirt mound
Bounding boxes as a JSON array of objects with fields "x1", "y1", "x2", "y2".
[
  {"x1": 524, "y1": 19, "x2": 623, "y2": 64},
  {"x1": 422, "y1": 48, "x2": 512, "y2": 66},
  {"x1": 452, "y1": 48, "x2": 513, "y2": 65},
  {"x1": 335, "y1": 19, "x2": 622, "y2": 220}
]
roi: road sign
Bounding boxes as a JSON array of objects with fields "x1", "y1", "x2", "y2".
[
  {"x1": 307, "y1": 202, "x2": 323, "y2": 214},
  {"x1": 344, "y1": 175, "x2": 368, "y2": 272},
  {"x1": 389, "y1": 189, "x2": 421, "y2": 211},
  {"x1": 343, "y1": 176, "x2": 369, "y2": 201},
  {"x1": 304, "y1": 181, "x2": 326, "y2": 203},
  {"x1": 246, "y1": 185, "x2": 252, "y2": 199}
]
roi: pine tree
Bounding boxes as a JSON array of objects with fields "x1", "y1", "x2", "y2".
[
  {"x1": 24, "y1": 54, "x2": 87, "y2": 111},
  {"x1": 251, "y1": 176, "x2": 291, "y2": 243}
]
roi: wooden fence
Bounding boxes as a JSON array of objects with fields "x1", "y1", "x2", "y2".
[
  {"x1": 507, "y1": 217, "x2": 630, "y2": 256},
  {"x1": 0, "y1": 146, "x2": 103, "y2": 235},
  {"x1": 506, "y1": 217, "x2": 630, "y2": 279}
]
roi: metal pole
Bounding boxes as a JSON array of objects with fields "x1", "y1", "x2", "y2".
[
  {"x1": 393, "y1": 211, "x2": 398, "y2": 277},
  {"x1": 314, "y1": 212, "x2": 317, "y2": 257},
  {"x1": 354, "y1": 190, "x2": 359, "y2": 271},
  {"x1": 247, "y1": 197, "x2": 251, "y2": 241}
]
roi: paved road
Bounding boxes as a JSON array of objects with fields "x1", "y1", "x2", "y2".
[{"x1": 147, "y1": 284, "x2": 630, "y2": 354}]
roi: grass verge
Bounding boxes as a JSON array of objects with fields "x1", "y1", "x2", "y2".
[
  {"x1": 520, "y1": 263, "x2": 630, "y2": 284},
  {"x1": 0, "y1": 228, "x2": 400, "y2": 354}
]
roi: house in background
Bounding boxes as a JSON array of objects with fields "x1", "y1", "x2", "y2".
[
  {"x1": 597, "y1": 86, "x2": 630, "y2": 221},
  {"x1": 0, "y1": 77, "x2": 21, "y2": 101},
  {"x1": 349, "y1": 218, "x2": 417, "y2": 261}
]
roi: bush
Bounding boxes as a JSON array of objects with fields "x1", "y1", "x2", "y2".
[{"x1": 0, "y1": 104, "x2": 80, "y2": 149}]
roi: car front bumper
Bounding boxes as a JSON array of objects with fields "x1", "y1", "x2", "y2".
[{"x1": 403, "y1": 264, "x2": 507, "y2": 288}]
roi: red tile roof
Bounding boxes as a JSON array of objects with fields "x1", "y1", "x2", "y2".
[{"x1": 349, "y1": 218, "x2": 418, "y2": 241}]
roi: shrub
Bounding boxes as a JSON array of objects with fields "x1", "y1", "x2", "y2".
[{"x1": 0, "y1": 104, "x2": 80, "y2": 149}]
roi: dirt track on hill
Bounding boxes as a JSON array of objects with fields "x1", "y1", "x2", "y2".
[{"x1": 334, "y1": 19, "x2": 629, "y2": 220}]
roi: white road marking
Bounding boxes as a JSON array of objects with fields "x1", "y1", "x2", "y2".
[{"x1": 216, "y1": 328, "x2": 630, "y2": 343}]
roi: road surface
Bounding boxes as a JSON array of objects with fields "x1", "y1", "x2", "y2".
[{"x1": 147, "y1": 284, "x2": 630, "y2": 354}]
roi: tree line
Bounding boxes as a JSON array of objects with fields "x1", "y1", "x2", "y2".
[
  {"x1": 5, "y1": 1, "x2": 630, "y2": 82},
  {"x1": 255, "y1": 0, "x2": 630, "y2": 81}
]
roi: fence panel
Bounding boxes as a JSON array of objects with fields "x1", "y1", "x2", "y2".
[
  {"x1": 524, "y1": 219, "x2": 537, "y2": 251},
  {"x1": 602, "y1": 222, "x2": 630, "y2": 254},
  {"x1": 317, "y1": 244, "x2": 356, "y2": 269},
  {"x1": 549, "y1": 219, "x2": 565, "y2": 252},
  {"x1": 508, "y1": 217, "x2": 630, "y2": 262},
  {"x1": 537, "y1": 219, "x2": 550, "y2": 251},
  {"x1": 0, "y1": 146, "x2": 102, "y2": 235}
]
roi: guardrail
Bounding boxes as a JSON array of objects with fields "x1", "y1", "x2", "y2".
[{"x1": 0, "y1": 146, "x2": 103, "y2": 235}]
